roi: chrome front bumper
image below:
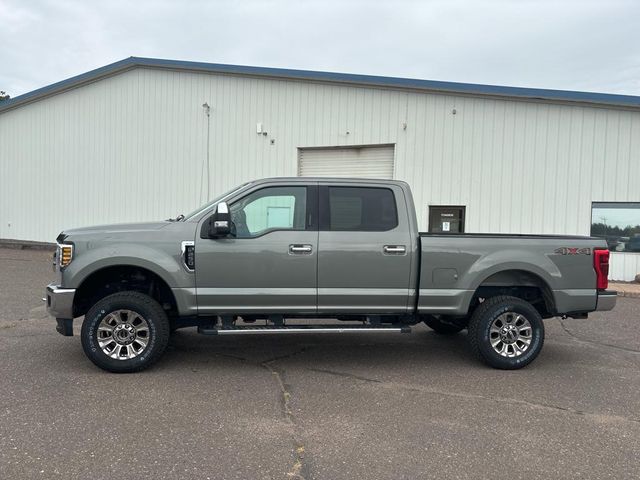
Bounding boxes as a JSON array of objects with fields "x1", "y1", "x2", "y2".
[
  {"x1": 595, "y1": 290, "x2": 617, "y2": 311},
  {"x1": 45, "y1": 284, "x2": 76, "y2": 319}
]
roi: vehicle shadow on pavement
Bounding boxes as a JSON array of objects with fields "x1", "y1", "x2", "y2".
[
  {"x1": 161, "y1": 327, "x2": 477, "y2": 371},
  {"x1": 1, "y1": 316, "x2": 586, "y2": 376}
]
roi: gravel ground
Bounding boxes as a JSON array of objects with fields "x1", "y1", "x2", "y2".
[{"x1": 0, "y1": 247, "x2": 638, "y2": 480}]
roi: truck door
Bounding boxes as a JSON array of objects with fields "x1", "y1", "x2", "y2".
[
  {"x1": 195, "y1": 183, "x2": 318, "y2": 315},
  {"x1": 317, "y1": 183, "x2": 414, "y2": 314}
]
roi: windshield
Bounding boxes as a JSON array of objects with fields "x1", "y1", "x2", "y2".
[{"x1": 183, "y1": 182, "x2": 252, "y2": 221}]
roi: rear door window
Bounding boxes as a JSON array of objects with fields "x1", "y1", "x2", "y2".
[{"x1": 322, "y1": 187, "x2": 398, "y2": 231}]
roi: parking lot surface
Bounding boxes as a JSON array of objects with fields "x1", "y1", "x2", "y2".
[{"x1": 1, "y1": 247, "x2": 639, "y2": 479}]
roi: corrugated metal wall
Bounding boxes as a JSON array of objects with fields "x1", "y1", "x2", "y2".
[{"x1": 1, "y1": 67, "x2": 639, "y2": 278}]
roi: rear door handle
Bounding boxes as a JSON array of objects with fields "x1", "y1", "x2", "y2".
[
  {"x1": 289, "y1": 244, "x2": 313, "y2": 255},
  {"x1": 383, "y1": 245, "x2": 406, "y2": 255}
]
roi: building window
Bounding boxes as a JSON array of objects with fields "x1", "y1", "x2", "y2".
[
  {"x1": 591, "y1": 202, "x2": 640, "y2": 252},
  {"x1": 429, "y1": 206, "x2": 465, "y2": 233}
]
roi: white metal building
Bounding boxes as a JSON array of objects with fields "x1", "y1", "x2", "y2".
[{"x1": 1, "y1": 57, "x2": 639, "y2": 280}]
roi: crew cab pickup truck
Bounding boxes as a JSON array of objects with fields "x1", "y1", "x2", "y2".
[{"x1": 46, "y1": 178, "x2": 616, "y2": 372}]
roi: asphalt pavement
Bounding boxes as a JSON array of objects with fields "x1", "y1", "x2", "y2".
[{"x1": 0, "y1": 247, "x2": 639, "y2": 479}]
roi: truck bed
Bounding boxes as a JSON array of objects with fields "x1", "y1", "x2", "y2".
[{"x1": 417, "y1": 233, "x2": 608, "y2": 316}]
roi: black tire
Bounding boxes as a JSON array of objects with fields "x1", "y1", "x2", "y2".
[
  {"x1": 467, "y1": 295, "x2": 544, "y2": 370},
  {"x1": 423, "y1": 315, "x2": 466, "y2": 335},
  {"x1": 81, "y1": 291, "x2": 170, "y2": 373}
]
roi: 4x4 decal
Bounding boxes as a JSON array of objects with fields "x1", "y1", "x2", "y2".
[{"x1": 554, "y1": 247, "x2": 592, "y2": 255}]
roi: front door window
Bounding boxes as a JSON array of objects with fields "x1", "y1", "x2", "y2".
[{"x1": 230, "y1": 186, "x2": 307, "y2": 238}]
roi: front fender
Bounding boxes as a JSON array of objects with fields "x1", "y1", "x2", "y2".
[{"x1": 62, "y1": 242, "x2": 194, "y2": 290}]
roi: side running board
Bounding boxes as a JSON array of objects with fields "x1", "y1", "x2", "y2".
[{"x1": 197, "y1": 324, "x2": 411, "y2": 335}]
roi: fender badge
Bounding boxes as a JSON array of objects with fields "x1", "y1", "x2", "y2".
[{"x1": 554, "y1": 247, "x2": 591, "y2": 255}]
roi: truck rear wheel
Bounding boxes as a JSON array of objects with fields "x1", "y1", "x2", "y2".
[
  {"x1": 81, "y1": 291, "x2": 170, "y2": 373},
  {"x1": 423, "y1": 315, "x2": 466, "y2": 335},
  {"x1": 467, "y1": 295, "x2": 544, "y2": 369}
]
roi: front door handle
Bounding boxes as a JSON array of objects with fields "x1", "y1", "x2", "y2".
[
  {"x1": 383, "y1": 245, "x2": 406, "y2": 255},
  {"x1": 289, "y1": 244, "x2": 313, "y2": 255}
]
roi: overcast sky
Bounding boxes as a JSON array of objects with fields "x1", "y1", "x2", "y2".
[{"x1": 1, "y1": 0, "x2": 639, "y2": 98}]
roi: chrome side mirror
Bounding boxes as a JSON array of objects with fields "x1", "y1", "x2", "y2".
[{"x1": 209, "y1": 202, "x2": 232, "y2": 237}]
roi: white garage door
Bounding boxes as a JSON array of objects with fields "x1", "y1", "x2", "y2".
[{"x1": 298, "y1": 145, "x2": 395, "y2": 179}]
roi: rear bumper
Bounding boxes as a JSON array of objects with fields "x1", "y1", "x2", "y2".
[
  {"x1": 45, "y1": 284, "x2": 75, "y2": 319},
  {"x1": 595, "y1": 290, "x2": 617, "y2": 311}
]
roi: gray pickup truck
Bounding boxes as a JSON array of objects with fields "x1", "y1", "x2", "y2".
[{"x1": 46, "y1": 177, "x2": 616, "y2": 372}]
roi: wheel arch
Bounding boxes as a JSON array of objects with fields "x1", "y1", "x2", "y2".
[
  {"x1": 470, "y1": 268, "x2": 557, "y2": 318},
  {"x1": 72, "y1": 264, "x2": 179, "y2": 318}
]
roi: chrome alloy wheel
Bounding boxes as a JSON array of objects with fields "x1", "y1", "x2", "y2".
[
  {"x1": 489, "y1": 312, "x2": 533, "y2": 358},
  {"x1": 97, "y1": 310, "x2": 150, "y2": 360}
]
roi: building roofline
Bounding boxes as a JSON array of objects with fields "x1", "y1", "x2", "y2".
[{"x1": 2, "y1": 56, "x2": 640, "y2": 113}]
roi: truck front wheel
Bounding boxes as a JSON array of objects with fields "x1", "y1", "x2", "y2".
[
  {"x1": 81, "y1": 291, "x2": 170, "y2": 373},
  {"x1": 467, "y1": 295, "x2": 544, "y2": 369}
]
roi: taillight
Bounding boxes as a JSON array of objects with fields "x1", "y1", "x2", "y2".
[{"x1": 593, "y1": 249, "x2": 609, "y2": 290}]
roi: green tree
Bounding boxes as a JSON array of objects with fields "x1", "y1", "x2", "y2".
[{"x1": 0, "y1": 91, "x2": 10, "y2": 101}]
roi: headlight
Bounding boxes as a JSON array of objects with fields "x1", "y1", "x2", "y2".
[{"x1": 57, "y1": 243, "x2": 74, "y2": 268}]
